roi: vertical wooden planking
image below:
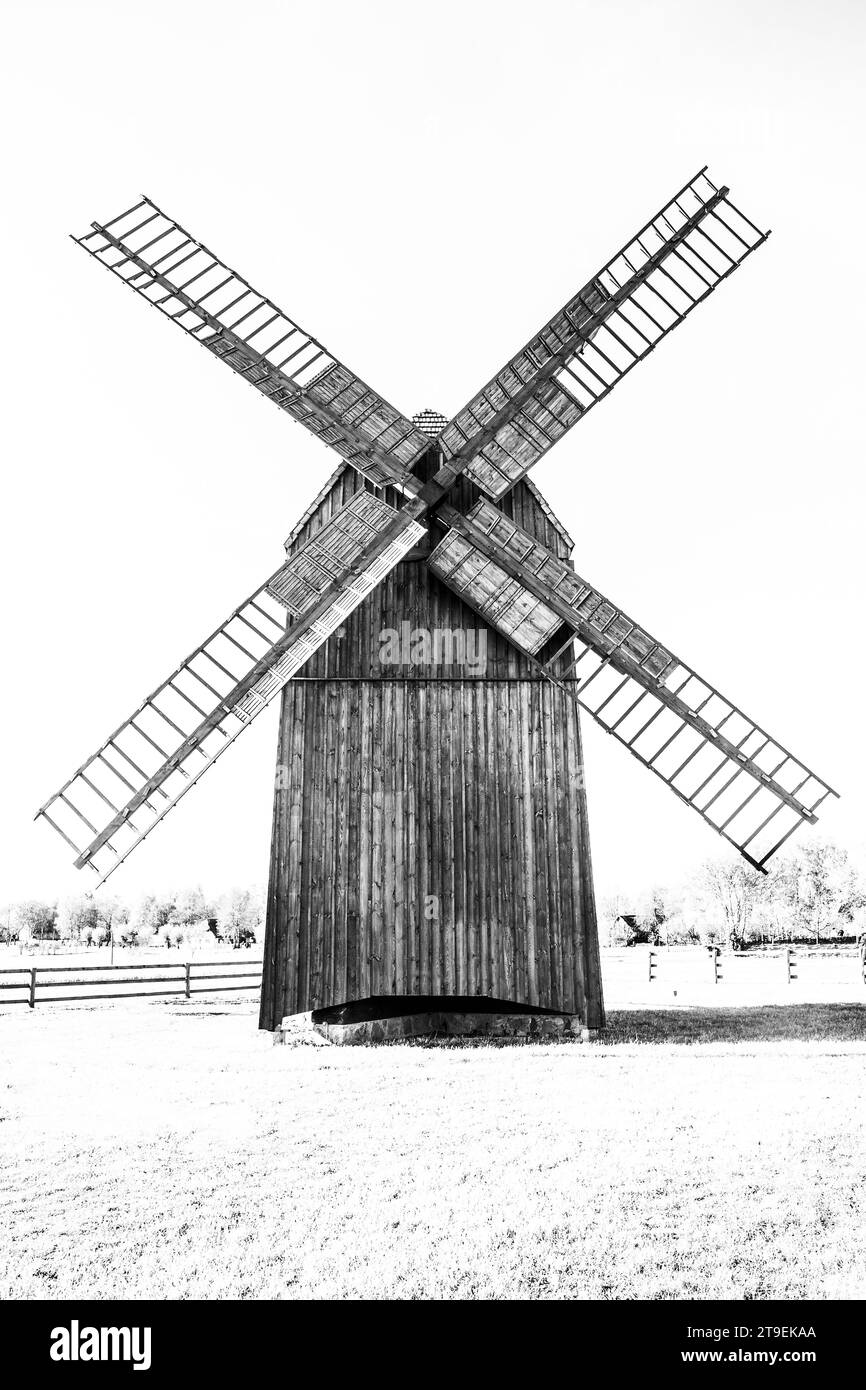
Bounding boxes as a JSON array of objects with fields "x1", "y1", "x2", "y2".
[
  {"x1": 321, "y1": 686, "x2": 338, "y2": 1005},
  {"x1": 285, "y1": 683, "x2": 306, "y2": 1014},
  {"x1": 393, "y1": 678, "x2": 404, "y2": 995},
  {"x1": 403, "y1": 680, "x2": 416, "y2": 994},
  {"x1": 346, "y1": 678, "x2": 361, "y2": 1003},
  {"x1": 417, "y1": 682, "x2": 430, "y2": 994},
  {"x1": 370, "y1": 683, "x2": 384, "y2": 998},
  {"x1": 452, "y1": 680, "x2": 466, "y2": 994},
  {"x1": 358, "y1": 680, "x2": 372, "y2": 1001},
  {"x1": 333, "y1": 683, "x2": 348, "y2": 1005},
  {"x1": 488, "y1": 684, "x2": 500, "y2": 999},
  {"x1": 547, "y1": 683, "x2": 566, "y2": 1010},
  {"x1": 465, "y1": 681, "x2": 480, "y2": 997},
  {"x1": 572, "y1": 683, "x2": 605, "y2": 1029},
  {"x1": 496, "y1": 680, "x2": 515, "y2": 1001},
  {"x1": 261, "y1": 461, "x2": 601, "y2": 1027},
  {"x1": 520, "y1": 681, "x2": 539, "y2": 1005},
  {"x1": 534, "y1": 680, "x2": 552, "y2": 1008},
  {"x1": 307, "y1": 687, "x2": 326, "y2": 1007},
  {"x1": 383, "y1": 683, "x2": 397, "y2": 997},
  {"x1": 263, "y1": 676, "x2": 599, "y2": 1021},
  {"x1": 567, "y1": 686, "x2": 591, "y2": 1021},
  {"x1": 260, "y1": 687, "x2": 286, "y2": 1027},
  {"x1": 438, "y1": 682, "x2": 453, "y2": 994},
  {"x1": 551, "y1": 682, "x2": 576, "y2": 1012},
  {"x1": 508, "y1": 683, "x2": 527, "y2": 1005}
]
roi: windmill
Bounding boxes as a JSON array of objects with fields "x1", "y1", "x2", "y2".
[{"x1": 37, "y1": 168, "x2": 837, "y2": 1036}]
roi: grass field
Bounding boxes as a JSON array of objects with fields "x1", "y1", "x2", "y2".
[{"x1": 2, "y1": 993, "x2": 865, "y2": 1300}]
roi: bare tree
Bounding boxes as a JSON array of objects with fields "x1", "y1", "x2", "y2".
[
  {"x1": 95, "y1": 896, "x2": 129, "y2": 960},
  {"x1": 216, "y1": 886, "x2": 263, "y2": 948},
  {"x1": 174, "y1": 886, "x2": 207, "y2": 927},
  {"x1": 57, "y1": 895, "x2": 99, "y2": 945},
  {"x1": 697, "y1": 859, "x2": 766, "y2": 951},
  {"x1": 780, "y1": 841, "x2": 863, "y2": 944},
  {"x1": 599, "y1": 893, "x2": 629, "y2": 947}
]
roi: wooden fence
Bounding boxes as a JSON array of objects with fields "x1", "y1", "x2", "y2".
[
  {"x1": 1, "y1": 948, "x2": 861, "y2": 1010},
  {"x1": 602, "y1": 944, "x2": 863, "y2": 994},
  {"x1": 0, "y1": 958, "x2": 263, "y2": 1009}
]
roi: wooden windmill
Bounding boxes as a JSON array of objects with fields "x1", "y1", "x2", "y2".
[{"x1": 38, "y1": 168, "x2": 837, "y2": 1035}]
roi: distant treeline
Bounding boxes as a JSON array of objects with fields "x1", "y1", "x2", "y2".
[
  {"x1": 0, "y1": 886, "x2": 264, "y2": 950},
  {"x1": 5, "y1": 839, "x2": 865, "y2": 956},
  {"x1": 602, "y1": 840, "x2": 866, "y2": 951}
]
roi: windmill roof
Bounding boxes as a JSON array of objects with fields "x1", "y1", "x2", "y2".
[
  {"x1": 522, "y1": 476, "x2": 574, "y2": 552},
  {"x1": 284, "y1": 461, "x2": 574, "y2": 553},
  {"x1": 284, "y1": 461, "x2": 350, "y2": 551},
  {"x1": 412, "y1": 408, "x2": 450, "y2": 437}
]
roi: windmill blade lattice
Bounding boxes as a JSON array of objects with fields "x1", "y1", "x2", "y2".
[
  {"x1": 39, "y1": 169, "x2": 838, "y2": 894},
  {"x1": 443, "y1": 168, "x2": 768, "y2": 499},
  {"x1": 430, "y1": 500, "x2": 836, "y2": 870},
  {"x1": 74, "y1": 197, "x2": 430, "y2": 489},
  {"x1": 37, "y1": 494, "x2": 425, "y2": 883}
]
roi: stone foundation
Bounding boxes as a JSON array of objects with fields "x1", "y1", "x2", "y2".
[{"x1": 273, "y1": 1010, "x2": 594, "y2": 1046}]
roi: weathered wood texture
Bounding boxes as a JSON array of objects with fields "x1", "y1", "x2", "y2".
[
  {"x1": 285, "y1": 464, "x2": 572, "y2": 562},
  {"x1": 259, "y1": 468, "x2": 604, "y2": 1029}
]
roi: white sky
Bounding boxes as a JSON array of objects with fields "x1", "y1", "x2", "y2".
[{"x1": 1, "y1": 0, "x2": 863, "y2": 906}]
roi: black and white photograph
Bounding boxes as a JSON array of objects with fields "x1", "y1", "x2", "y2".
[{"x1": 1, "y1": 0, "x2": 864, "y2": 1349}]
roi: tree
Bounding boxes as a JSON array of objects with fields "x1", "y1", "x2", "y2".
[
  {"x1": 132, "y1": 893, "x2": 175, "y2": 937},
  {"x1": 95, "y1": 896, "x2": 129, "y2": 956},
  {"x1": 0, "y1": 905, "x2": 17, "y2": 944},
  {"x1": 12, "y1": 900, "x2": 58, "y2": 942},
  {"x1": 174, "y1": 886, "x2": 207, "y2": 928},
  {"x1": 779, "y1": 841, "x2": 863, "y2": 944},
  {"x1": 132, "y1": 894, "x2": 159, "y2": 938},
  {"x1": 659, "y1": 884, "x2": 702, "y2": 945},
  {"x1": 696, "y1": 859, "x2": 766, "y2": 951},
  {"x1": 57, "y1": 895, "x2": 99, "y2": 944},
  {"x1": 746, "y1": 857, "x2": 803, "y2": 944},
  {"x1": 216, "y1": 887, "x2": 263, "y2": 948},
  {"x1": 133, "y1": 892, "x2": 185, "y2": 950},
  {"x1": 599, "y1": 894, "x2": 629, "y2": 947}
]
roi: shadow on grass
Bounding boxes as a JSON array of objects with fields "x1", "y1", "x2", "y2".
[
  {"x1": 603, "y1": 1003, "x2": 866, "y2": 1045},
  {"x1": 382, "y1": 1003, "x2": 866, "y2": 1048}
]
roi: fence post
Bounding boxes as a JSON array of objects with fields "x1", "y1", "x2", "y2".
[
  {"x1": 712, "y1": 947, "x2": 722, "y2": 984},
  {"x1": 648, "y1": 949, "x2": 656, "y2": 983},
  {"x1": 29, "y1": 968, "x2": 36, "y2": 1010},
  {"x1": 185, "y1": 962, "x2": 191, "y2": 1000},
  {"x1": 786, "y1": 947, "x2": 796, "y2": 984}
]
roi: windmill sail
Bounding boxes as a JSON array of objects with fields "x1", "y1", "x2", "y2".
[
  {"x1": 430, "y1": 500, "x2": 836, "y2": 870},
  {"x1": 39, "y1": 171, "x2": 835, "y2": 901},
  {"x1": 443, "y1": 168, "x2": 768, "y2": 499},
  {"x1": 73, "y1": 196, "x2": 431, "y2": 488},
  {"x1": 37, "y1": 494, "x2": 426, "y2": 884}
]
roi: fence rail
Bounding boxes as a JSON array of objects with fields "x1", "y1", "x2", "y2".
[
  {"x1": 601, "y1": 944, "x2": 864, "y2": 991},
  {"x1": 0, "y1": 958, "x2": 263, "y2": 1008},
  {"x1": 1, "y1": 947, "x2": 861, "y2": 1010}
]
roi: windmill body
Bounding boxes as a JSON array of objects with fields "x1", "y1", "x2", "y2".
[
  {"x1": 37, "y1": 169, "x2": 837, "y2": 1036},
  {"x1": 260, "y1": 452, "x2": 603, "y2": 1030}
]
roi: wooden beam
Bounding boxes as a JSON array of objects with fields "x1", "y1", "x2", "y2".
[
  {"x1": 87, "y1": 222, "x2": 422, "y2": 495},
  {"x1": 435, "y1": 188, "x2": 732, "y2": 488},
  {"x1": 71, "y1": 510, "x2": 425, "y2": 869},
  {"x1": 434, "y1": 503, "x2": 822, "y2": 824}
]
